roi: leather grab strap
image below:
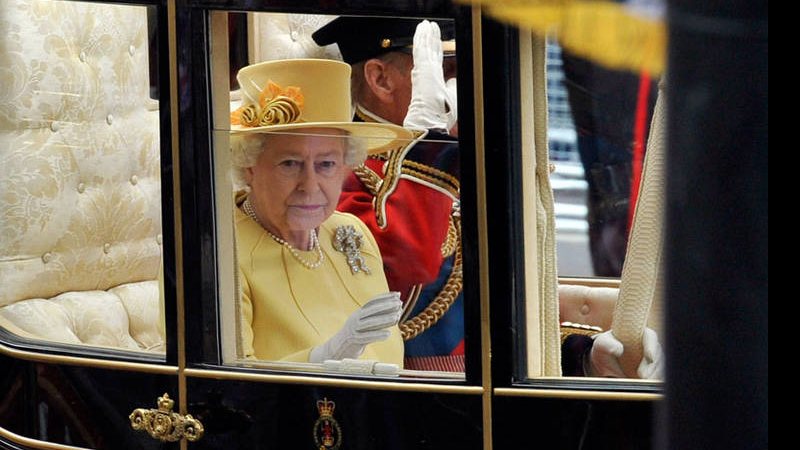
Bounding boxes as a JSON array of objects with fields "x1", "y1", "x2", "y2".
[{"x1": 611, "y1": 82, "x2": 666, "y2": 378}]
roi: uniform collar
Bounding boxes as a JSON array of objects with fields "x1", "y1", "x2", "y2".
[{"x1": 354, "y1": 104, "x2": 393, "y2": 124}]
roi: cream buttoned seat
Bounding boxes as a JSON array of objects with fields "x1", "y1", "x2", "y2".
[
  {"x1": 0, "y1": 0, "x2": 164, "y2": 353},
  {"x1": 250, "y1": 13, "x2": 342, "y2": 61}
]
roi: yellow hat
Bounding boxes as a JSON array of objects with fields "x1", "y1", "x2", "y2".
[{"x1": 230, "y1": 58, "x2": 414, "y2": 154}]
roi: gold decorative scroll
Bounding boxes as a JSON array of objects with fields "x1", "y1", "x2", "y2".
[{"x1": 129, "y1": 393, "x2": 204, "y2": 442}]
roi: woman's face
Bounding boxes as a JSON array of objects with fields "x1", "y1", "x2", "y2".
[{"x1": 245, "y1": 128, "x2": 349, "y2": 241}]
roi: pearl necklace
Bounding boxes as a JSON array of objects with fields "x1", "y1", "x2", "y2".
[{"x1": 241, "y1": 198, "x2": 325, "y2": 270}]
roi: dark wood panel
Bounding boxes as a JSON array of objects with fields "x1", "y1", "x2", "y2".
[
  {"x1": 493, "y1": 396, "x2": 656, "y2": 450},
  {"x1": 0, "y1": 356, "x2": 177, "y2": 450},
  {"x1": 187, "y1": 377, "x2": 483, "y2": 449}
]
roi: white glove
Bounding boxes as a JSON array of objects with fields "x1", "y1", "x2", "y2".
[
  {"x1": 636, "y1": 327, "x2": 665, "y2": 379},
  {"x1": 445, "y1": 77, "x2": 458, "y2": 131},
  {"x1": 588, "y1": 328, "x2": 664, "y2": 379},
  {"x1": 403, "y1": 20, "x2": 457, "y2": 133},
  {"x1": 309, "y1": 292, "x2": 402, "y2": 363}
]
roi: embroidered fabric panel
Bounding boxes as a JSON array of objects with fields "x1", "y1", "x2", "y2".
[{"x1": 0, "y1": 0, "x2": 164, "y2": 353}]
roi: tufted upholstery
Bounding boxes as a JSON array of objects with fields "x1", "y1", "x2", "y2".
[
  {"x1": 558, "y1": 284, "x2": 618, "y2": 331},
  {"x1": 0, "y1": 0, "x2": 164, "y2": 353},
  {"x1": 250, "y1": 13, "x2": 341, "y2": 62}
]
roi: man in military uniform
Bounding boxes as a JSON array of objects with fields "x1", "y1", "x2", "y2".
[
  {"x1": 312, "y1": 17, "x2": 667, "y2": 378},
  {"x1": 313, "y1": 17, "x2": 464, "y2": 371}
]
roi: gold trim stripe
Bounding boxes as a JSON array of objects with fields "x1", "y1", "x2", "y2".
[
  {"x1": 403, "y1": 160, "x2": 460, "y2": 190},
  {"x1": 184, "y1": 368, "x2": 484, "y2": 395},
  {"x1": 470, "y1": 6, "x2": 494, "y2": 450},
  {"x1": 400, "y1": 167, "x2": 460, "y2": 199},
  {"x1": 0, "y1": 425, "x2": 90, "y2": 450},
  {"x1": 0, "y1": 342, "x2": 178, "y2": 375},
  {"x1": 494, "y1": 387, "x2": 662, "y2": 401},
  {"x1": 165, "y1": 3, "x2": 189, "y2": 437},
  {"x1": 559, "y1": 277, "x2": 622, "y2": 288}
]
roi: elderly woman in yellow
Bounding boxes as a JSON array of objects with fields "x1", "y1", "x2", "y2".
[{"x1": 230, "y1": 59, "x2": 416, "y2": 366}]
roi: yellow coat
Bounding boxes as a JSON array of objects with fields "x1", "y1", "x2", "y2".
[{"x1": 236, "y1": 207, "x2": 403, "y2": 366}]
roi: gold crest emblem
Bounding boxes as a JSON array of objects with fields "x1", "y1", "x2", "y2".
[{"x1": 313, "y1": 398, "x2": 342, "y2": 450}]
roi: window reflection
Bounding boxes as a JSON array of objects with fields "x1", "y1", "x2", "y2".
[
  {"x1": 548, "y1": 40, "x2": 659, "y2": 278},
  {"x1": 217, "y1": 13, "x2": 465, "y2": 378},
  {"x1": 0, "y1": 0, "x2": 165, "y2": 355}
]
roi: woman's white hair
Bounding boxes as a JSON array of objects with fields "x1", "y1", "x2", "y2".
[{"x1": 230, "y1": 131, "x2": 367, "y2": 191}]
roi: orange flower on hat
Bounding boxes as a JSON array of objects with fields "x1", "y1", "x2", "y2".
[{"x1": 231, "y1": 80, "x2": 305, "y2": 127}]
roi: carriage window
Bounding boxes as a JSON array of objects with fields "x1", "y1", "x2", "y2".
[
  {"x1": 548, "y1": 40, "x2": 659, "y2": 279},
  {"x1": 0, "y1": 0, "x2": 165, "y2": 356},
  {"x1": 211, "y1": 12, "x2": 465, "y2": 379},
  {"x1": 521, "y1": 30, "x2": 665, "y2": 382}
]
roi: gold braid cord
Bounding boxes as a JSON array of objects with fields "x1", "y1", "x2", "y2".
[
  {"x1": 357, "y1": 159, "x2": 460, "y2": 202},
  {"x1": 402, "y1": 160, "x2": 460, "y2": 199},
  {"x1": 400, "y1": 213, "x2": 462, "y2": 341},
  {"x1": 440, "y1": 203, "x2": 460, "y2": 258},
  {"x1": 349, "y1": 119, "x2": 461, "y2": 339},
  {"x1": 373, "y1": 147, "x2": 406, "y2": 228},
  {"x1": 353, "y1": 149, "x2": 407, "y2": 229},
  {"x1": 353, "y1": 164, "x2": 382, "y2": 196}
]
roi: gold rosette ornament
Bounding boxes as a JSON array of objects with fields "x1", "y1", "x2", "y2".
[{"x1": 231, "y1": 80, "x2": 305, "y2": 127}]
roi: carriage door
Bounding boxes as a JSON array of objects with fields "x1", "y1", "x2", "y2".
[
  {"x1": 0, "y1": 0, "x2": 183, "y2": 448},
  {"x1": 473, "y1": 9, "x2": 666, "y2": 449},
  {"x1": 173, "y1": 3, "x2": 486, "y2": 448}
]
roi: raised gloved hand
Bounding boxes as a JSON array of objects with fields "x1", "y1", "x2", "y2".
[
  {"x1": 445, "y1": 77, "x2": 458, "y2": 132},
  {"x1": 309, "y1": 292, "x2": 402, "y2": 363},
  {"x1": 403, "y1": 20, "x2": 457, "y2": 133},
  {"x1": 588, "y1": 328, "x2": 664, "y2": 379}
]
